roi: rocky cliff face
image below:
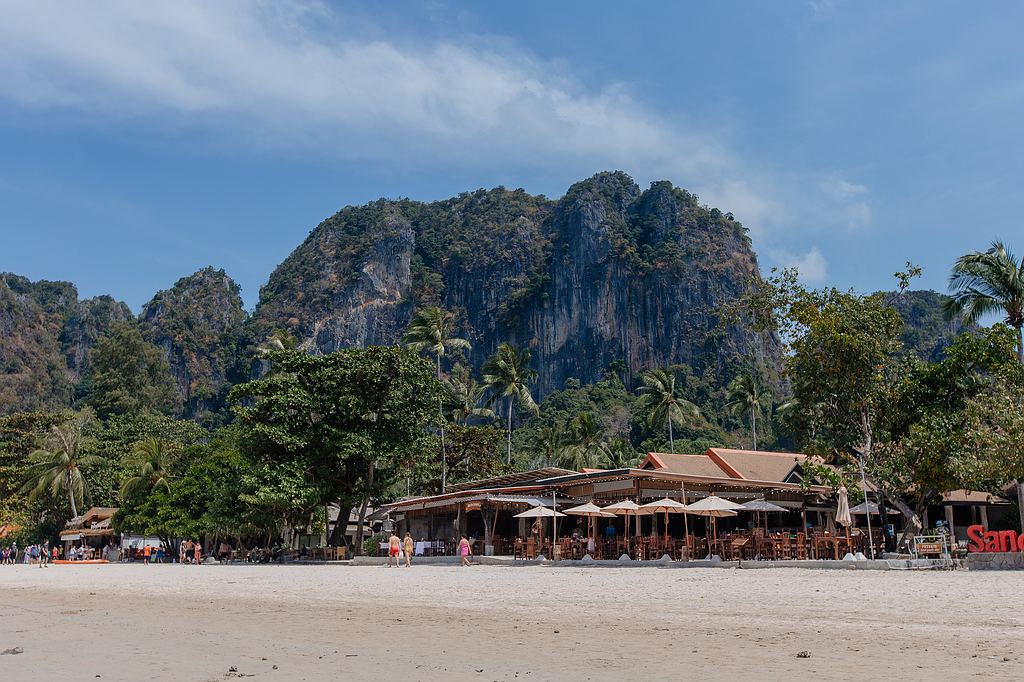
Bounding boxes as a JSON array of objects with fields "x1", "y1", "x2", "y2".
[
  {"x1": 253, "y1": 172, "x2": 782, "y2": 394},
  {"x1": 139, "y1": 267, "x2": 248, "y2": 421},
  {"x1": 0, "y1": 274, "x2": 131, "y2": 413}
]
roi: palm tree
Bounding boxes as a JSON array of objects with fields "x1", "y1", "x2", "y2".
[
  {"x1": 945, "y1": 239, "x2": 1024, "y2": 363},
  {"x1": 636, "y1": 368, "x2": 700, "y2": 453},
  {"x1": 445, "y1": 364, "x2": 494, "y2": 425},
  {"x1": 724, "y1": 373, "x2": 771, "y2": 450},
  {"x1": 19, "y1": 415, "x2": 104, "y2": 519},
  {"x1": 603, "y1": 438, "x2": 641, "y2": 469},
  {"x1": 119, "y1": 438, "x2": 176, "y2": 500},
  {"x1": 559, "y1": 412, "x2": 611, "y2": 470},
  {"x1": 403, "y1": 307, "x2": 471, "y2": 492},
  {"x1": 528, "y1": 423, "x2": 569, "y2": 469},
  {"x1": 482, "y1": 343, "x2": 539, "y2": 464}
]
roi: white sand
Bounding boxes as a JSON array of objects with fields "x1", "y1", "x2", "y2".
[{"x1": 1, "y1": 563, "x2": 1020, "y2": 681}]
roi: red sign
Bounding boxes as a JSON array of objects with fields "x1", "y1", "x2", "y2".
[{"x1": 967, "y1": 524, "x2": 1024, "y2": 552}]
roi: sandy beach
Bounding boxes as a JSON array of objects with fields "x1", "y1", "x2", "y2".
[{"x1": 1, "y1": 563, "x2": 1020, "y2": 681}]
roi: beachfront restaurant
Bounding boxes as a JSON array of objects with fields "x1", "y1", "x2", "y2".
[
  {"x1": 59, "y1": 507, "x2": 118, "y2": 556},
  {"x1": 385, "y1": 448, "x2": 881, "y2": 560}
]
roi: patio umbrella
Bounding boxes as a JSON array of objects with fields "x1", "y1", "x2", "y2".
[
  {"x1": 835, "y1": 485, "x2": 853, "y2": 552},
  {"x1": 602, "y1": 500, "x2": 643, "y2": 549},
  {"x1": 563, "y1": 503, "x2": 616, "y2": 541},
  {"x1": 848, "y1": 501, "x2": 894, "y2": 515},
  {"x1": 640, "y1": 498, "x2": 689, "y2": 548},
  {"x1": 684, "y1": 495, "x2": 742, "y2": 555},
  {"x1": 513, "y1": 506, "x2": 566, "y2": 518},
  {"x1": 739, "y1": 498, "x2": 788, "y2": 533}
]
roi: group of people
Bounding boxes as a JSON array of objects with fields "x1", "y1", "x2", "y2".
[
  {"x1": 176, "y1": 539, "x2": 203, "y2": 565},
  {"x1": 2, "y1": 541, "x2": 57, "y2": 566},
  {"x1": 386, "y1": 532, "x2": 475, "y2": 567}
]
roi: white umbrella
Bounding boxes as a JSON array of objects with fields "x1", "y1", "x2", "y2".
[
  {"x1": 835, "y1": 486, "x2": 852, "y2": 527},
  {"x1": 640, "y1": 498, "x2": 690, "y2": 548},
  {"x1": 602, "y1": 500, "x2": 643, "y2": 546},
  {"x1": 513, "y1": 506, "x2": 566, "y2": 518},
  {"x1": 684, "y1": 495, "x2": 741, "y2": 552},
  {"x1": 563, "y1": 503, "x2": 616, "y2": 542}
]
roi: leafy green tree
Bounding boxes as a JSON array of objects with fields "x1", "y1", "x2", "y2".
[
  {"x1": 878, "y1": 326, "x2": 1024, "y2": 529},
  {"x1": 403, "y1": 306, "x2": 470, "y2": 492},
  {"x1": 636, "y1": 368, "x2": 700, "y2": 453},
  {"x1": 229, "y1": 345, "x2": 442, "y2": 553},
  {"x1": 19, "y1": 412, "x2": 104, "y2": 519},
  {"x1": 482, "y1": 343, "x2": 539, "y2": 464},
  {"x1": 86, "y1": 322, "x2": 179, "y2": 417},
  {"x1": 724, "y1": 373, "x2": 770, "y2": 450},
  {"x1": 945, "y1": 240, "x2": 1023, "y2": 363},
  {"x1": 119, "y1": 438, "x2": 176, "y2": 500}
]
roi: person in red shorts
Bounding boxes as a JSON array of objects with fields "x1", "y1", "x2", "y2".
[{"x1": 386, "y1": 532, "x2": 401, "y2": 567}]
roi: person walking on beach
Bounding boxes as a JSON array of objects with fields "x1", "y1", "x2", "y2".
[
  {"x1": 386, "y1": 532, "x2": 401, "y2": 567},
  {"x1": 459, "y1": 535, "x2": 472, "y2": 567},
  {"x1": 403, "y1": 533, "x2": 414, "y2": 568},
  {"x1": 142, "y1": 543, "x2": 152, "y2": 565},
  {"x1": 193, "y1": 539, "x2": 202, "y2": 564},
  {"x1": 179, "y1": 539, "x2": 188, "y2": 564}
]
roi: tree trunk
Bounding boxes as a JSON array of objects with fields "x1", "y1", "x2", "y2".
[
  {"x1": 481, "y1": 508, "x2": 494, "y2": 554},
  {"x1": 66, "y1": 470, "x2": 78, "y2": 519},
  {"x1": 1016, "y1": 324, "x2": 1023, "y2": 364},
  {"x1": 751, "y1": 406, "x2": 757, "y2": 451},
  {"x1": 437, "y1": 355, "x2": 447, "y2": 493},
  {"x1": 1018, "y1": 481, "x2": 1024, "y2": 533},
  {"x1": 328, "y1": 500, "x2": 352, "y2": 547},
  {"x1": 506, "y1": 399, "x2": 514, "y2": 465},
  {"x1": 667, "y1": 417, "x2": 674, "y2": 454},
  {"x1": 353, "y1": 461, "x2": 376, "y2": 556}
]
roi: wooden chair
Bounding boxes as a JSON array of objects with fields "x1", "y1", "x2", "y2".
[
  {"x1": 525, "y1": 537, "x2": 536, "y2": 560},
  {"x1": 513, "y1": 537, "x2": 525, "y2": 561},
  {"x1": 794, "y1": 533, "x2": 808, "y2": 560}
]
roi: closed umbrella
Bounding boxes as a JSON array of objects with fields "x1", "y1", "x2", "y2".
[
  {"x1": 640, "y1": 498, "x2": 689, "y2": 549},
  {"x1": 684, "y1": 495, "x2": 742, "y2": 555},
  {"x1": 835, "y1": 485, "x2": 853, "y2": 554},
  {"x1": 835, "y1": 486, "x2": 852, "y2": 527}
]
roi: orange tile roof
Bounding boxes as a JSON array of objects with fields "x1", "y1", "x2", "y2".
[{"x1": 642, "y1": 448, "x2": 808, "y2": 483}]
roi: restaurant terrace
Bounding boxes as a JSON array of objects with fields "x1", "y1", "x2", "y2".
[{"x1": 384, "y1": 448, "x2": 885, "y2": 561}]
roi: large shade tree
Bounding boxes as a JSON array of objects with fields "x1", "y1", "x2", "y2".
[
  {"x1": 636, "y1": 368, "x2": 700, "y2": 453},
  {"x1": 482, "y1": 343, "x2": 538, "y2": 464},
  {"x1": 403, "y1": 307, "x2": 470, "y2": 492},
  {"x1": 944, "y1": 240, "x2": 1024, "y2": 527},
  {"x1": 229, "y1": 345, "x2": 442, "y2": 552}
]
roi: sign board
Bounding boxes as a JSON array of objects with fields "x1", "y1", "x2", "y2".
[
  {"x1": 464, "y1": 502, "x2": 482, "y2": 512},
  {"x1": 967, "y1": 525, "x2": 1024, "y2": 552}
]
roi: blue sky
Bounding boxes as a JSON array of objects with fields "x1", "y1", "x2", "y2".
[{"x1": 2, "y1": 1, "x2": 1021, "y2": 310}]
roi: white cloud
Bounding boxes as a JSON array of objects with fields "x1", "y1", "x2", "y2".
[
  {"x1": 0, "y1": 1, "x2": 874, "y2": 257},
  {"x1": 0, "y1": 1, "x2": 727, "y2": 175},
  {"x1": 767, "y1": 246, "x2": 829, "y2": 285}
]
